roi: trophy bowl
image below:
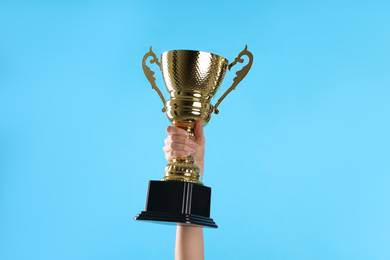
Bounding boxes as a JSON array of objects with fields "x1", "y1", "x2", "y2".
[{"x1": 161, "y1": 50, "x2": 229, "y2": 125}]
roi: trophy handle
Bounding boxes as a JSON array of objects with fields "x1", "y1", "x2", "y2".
[
  {"x1": 142, "y1": 47, "x2": 167, "y2": 113},
  {"x1": 213, "y1": 45, "x2": 253, "y2": 114}
]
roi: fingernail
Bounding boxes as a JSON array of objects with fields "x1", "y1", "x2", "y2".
[
  {"x1": 182, "y1": 131, "x2": 189, "y2": 136},
  {"x1": 189, "y1": 141, "x2": 196, "y2": 147},
  {"x1": 189, "y1": 147, "x2": 196, "y2": 153}
]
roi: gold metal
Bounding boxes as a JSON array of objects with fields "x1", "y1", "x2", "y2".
[
  {"x1": 214, "y1": 45, "x2": 254, "y2": 114},
  {"x1": 161, "y1": 49, "x2": 229, "y2": 125},
  {"x1": 142, "y1": 47, "x2": 167, "y2": 113},
  {"x1": 142, "y1": 46, "x2": 253, "y2": 184}
]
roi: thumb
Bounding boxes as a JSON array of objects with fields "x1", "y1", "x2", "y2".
[{"x1": 194, "y1": 121, "x2": 205, "y2": 143}]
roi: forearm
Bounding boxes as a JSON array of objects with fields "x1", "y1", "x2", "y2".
[
  {"x1": 175, "y1": 224, "x2": 204, "y2": 260},
  {"x1": 175, "y1": 161, "x2": 204, "y2": 260}
]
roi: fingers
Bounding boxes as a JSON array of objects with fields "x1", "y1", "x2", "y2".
[
  {"x1": 164, "y1": 145, "x2": 196, "y2": 162},
  {"x1": 164, "y1": 126, "x2": 197, "y2": 162},
  {"x1": 163, "y1": 142, "x2": 196, "y2": 153},
  {"x1": 164, "y1": 134, "x2": 192, "y2": 146},
  {"x1": 166, "y1": 125, "x2": 188, "y2": 136},
  {"x1": 164, "y1": 150, "x2": 191, "y2": 162}
]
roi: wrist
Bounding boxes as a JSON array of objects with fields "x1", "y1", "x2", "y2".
[
  {"x1": 195, "y1": 161, "x2": 204, "y2": 181},
  {"x1": 195, "y1": 160, "x2": 204, "y2": 167},
  {"x1": 195, "y1": 161, "x2": 204, "y2": 173}
]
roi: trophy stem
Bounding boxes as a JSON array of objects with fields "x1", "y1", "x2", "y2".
[
  {"x1": 172, "y1": 120, "x2": 195, "y2": 164},
  {"x1": 162, "y1": 120, "x2": 202, "y2": 184}
]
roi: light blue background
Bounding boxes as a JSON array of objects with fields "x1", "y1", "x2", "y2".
[{"x1": 1, "y1": 0, "x2": 389, "y2": 259}]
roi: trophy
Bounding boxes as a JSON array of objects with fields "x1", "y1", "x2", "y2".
[{"x1": 134, "y1": 46, "x2": 253, "y2": 228}]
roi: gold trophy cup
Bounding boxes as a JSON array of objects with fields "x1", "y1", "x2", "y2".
[{"x1": 135, "y1": 46, "x2": 253, "y2": 228}]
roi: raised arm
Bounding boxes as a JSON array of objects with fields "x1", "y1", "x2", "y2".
[{"x1": 163, "y1": 123, "x2": 206, "y2": 260}]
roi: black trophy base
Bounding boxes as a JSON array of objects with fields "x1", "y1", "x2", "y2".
[{"x1": 135, "y1": 180, "x2": 217, "y2": 228}]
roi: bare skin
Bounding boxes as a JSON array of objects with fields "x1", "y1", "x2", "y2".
[{"x1": 163, "y1": 123, "x2": 206, "y2": 260}]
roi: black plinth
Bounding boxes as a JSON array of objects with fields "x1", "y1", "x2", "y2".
[{"x1": 135, "y1": 180, "x2": 217, "y2": 228}]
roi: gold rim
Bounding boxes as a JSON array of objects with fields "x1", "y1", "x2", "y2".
[{"x1": 161, "y1": 49, "x2": 228, "y2": 64}]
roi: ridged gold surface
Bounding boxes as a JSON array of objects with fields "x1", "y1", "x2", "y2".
[
  {"x1": 162, "y1": 162, "x2": 202, "y2": 184},
  {"x1": 161, "y1": 50, "x2": 228, "y2": 101},
  {"x1": 165, "y1": 99, "x2": 214, "y2": 126},
  {"x1": 161, "y1": 50, "x2": 228, "y2": 126}
]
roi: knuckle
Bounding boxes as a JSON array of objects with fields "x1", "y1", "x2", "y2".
[
  {"x1": 171, "y1": 135, "x2": 180, "y2": 142},
  {"x1": 172, "y1": 135, "x2": 184, "y2": 144},
  {"x1": 165, "y1": 155, "x2": 172, "y2": 162},
  {"x1": 166, "y1": 125, "x2": 175, "y2": 134}
]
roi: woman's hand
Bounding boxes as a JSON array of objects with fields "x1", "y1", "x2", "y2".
[{"x1": 163, "y1": 123, "x2": 206, "y2": 177}]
